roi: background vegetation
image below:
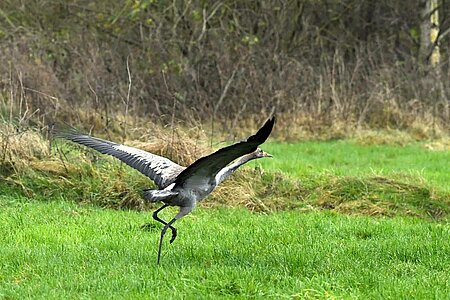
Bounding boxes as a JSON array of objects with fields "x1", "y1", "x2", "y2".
[{"x1": 1, "y1": 0, "x2": 450, "y2": 138}]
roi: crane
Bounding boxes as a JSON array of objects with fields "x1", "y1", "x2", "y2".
[{"x1": 58, "y1": 116, "x2": 275, "y2": 264}]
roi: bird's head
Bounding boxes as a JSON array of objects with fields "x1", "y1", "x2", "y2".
[{"x1": 253, "y1": 147, "x2": 273, "y2": 159}]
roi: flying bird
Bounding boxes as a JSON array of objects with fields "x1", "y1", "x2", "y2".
[{"x1": 58, "y1": 116, "x2": 275, "y2": 264}]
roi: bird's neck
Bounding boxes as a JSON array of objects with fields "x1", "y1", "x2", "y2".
[
  {"x1": 214, "y1": 153, "x2": 256, "y2": 185},
  {"x1": 234, "y1": 153, "x2": 257, "y2": 166}
]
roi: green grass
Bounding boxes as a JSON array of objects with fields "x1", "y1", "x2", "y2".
[
  {"x1": 1, "y1": 196, "x2": 449, "y2": 299},
  {"x1": 1, "y1": 140, "x2": 450, "y2": 298},
  {"x1": 256, "y1": 141, "x2": 450, "y2": 192}
]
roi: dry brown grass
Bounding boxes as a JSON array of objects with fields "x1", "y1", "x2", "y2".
[
  {"x1": 352, "y1": 129, "x2": 416, "y2": 146},
  {"x1": 423, "y1": 139, "x2": 450, "y2": 151},
  {"x1": 0, "y1": 124, "x2": 50, "y2": 176},
  {"x1": 0, "y1": 125, "x2": 49, "y2": 159},
  {"x1": 230, "y1": 111, "x2": 449, "y2": 143},
  {"x1": 312, "y1": 175, "x2": 447, "y2": 218},
  {"x1": 127, "y1": 125, "x2": 209, "y2": 167}
]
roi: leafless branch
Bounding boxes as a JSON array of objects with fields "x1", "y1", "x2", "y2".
[{"x1": 123, "y1": 56, "x2": 132, "y2": 140}]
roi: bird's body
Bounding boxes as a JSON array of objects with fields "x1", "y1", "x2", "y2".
[{"x1": 58, "y1": 116, "x2": 275, "y2": 264}]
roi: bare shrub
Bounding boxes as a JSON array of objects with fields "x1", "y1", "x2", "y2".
[{"x1": 0, "y1": 0, "x2": 449, "y2": 135}]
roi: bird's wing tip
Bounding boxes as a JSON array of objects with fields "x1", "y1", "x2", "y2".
[
  {"x1": 247, "y1": 115, "x2": 276, "y2": 144},
  {"x1": 264, "y1": 115, "x2": 276, "y2": 132},
  {"x1": 51, "y1": 123, "x2": 83, "y2": 139}
]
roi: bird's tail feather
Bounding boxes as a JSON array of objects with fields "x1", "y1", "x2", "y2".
[{"x1": 143, "y1": 189, "x2": 178, "y2": 202}]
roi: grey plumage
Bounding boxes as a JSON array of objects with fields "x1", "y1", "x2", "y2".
[
  {"x1": 58, "y1": 133, "x2": 185, "y2": 189},
  {"x1": 58, "y1": 116, "x2": 275, "y2": 264}
]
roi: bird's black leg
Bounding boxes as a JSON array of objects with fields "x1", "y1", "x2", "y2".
[
  {"x1": 157, "y1": 217, "x2": 177, "y2": 265},
  {"x1": 150, "y1": 204, "x2": 177, "y2": 243},
  {"x1": 141, "y1": 205, "x2": 172, "y2": 229},
  {"x1": 155, "y1": 206, "x2": 193, "y2": 265}
]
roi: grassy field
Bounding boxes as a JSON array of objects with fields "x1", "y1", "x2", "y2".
[
  {"x1": 1, "y1": 139, "x2": 450, "y2": 298},
  {"x1": 257, "y1": 141, "x2": 450, "y2": 193},
  {"x1": 0, "y1": 196, "x2": 449, "y2": 299}
]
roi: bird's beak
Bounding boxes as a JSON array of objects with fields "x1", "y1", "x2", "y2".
[{"x1": 263, "y1": 151, "x2": 273, "y2": 158}]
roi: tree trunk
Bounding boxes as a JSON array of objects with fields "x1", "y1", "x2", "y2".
[
  {"x1": 419, "y1": 0, "x2": 440, "y2": 67},
  {"x1": 429, "y1": 0, "x2": 440, "y2": 66}
]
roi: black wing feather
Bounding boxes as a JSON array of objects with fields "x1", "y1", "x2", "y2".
[{"x1": 173, "y1": 116, "x2": 275, "y2": 186}]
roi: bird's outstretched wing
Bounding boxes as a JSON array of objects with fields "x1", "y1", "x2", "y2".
[
  {"x1": 173, "y1": 116, "x2": 275, "y2": 187},
  {"x1": 57, "y1": 132, "x2": 185, "y2": 189}
]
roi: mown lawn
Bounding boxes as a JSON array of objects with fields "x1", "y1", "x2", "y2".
[{"x1": 0, "y1": 195, "x2": 449, "y2": 299}]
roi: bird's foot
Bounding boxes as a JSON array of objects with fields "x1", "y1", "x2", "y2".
[
  {"x1": 141, "y1": 222, "x2": 176, "y2": 244},
  {"x1": 169, "y1": 228, "x2": 177, "y2": 244}
]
